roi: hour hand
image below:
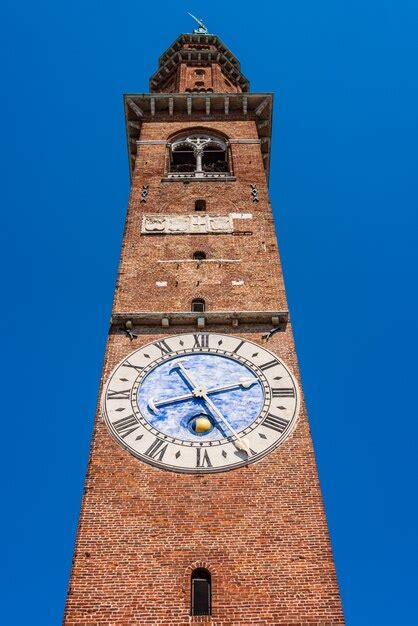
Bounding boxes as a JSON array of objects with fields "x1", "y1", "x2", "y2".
[
  {"x1": 206, "y1": 377, "x2": 257, "y2": 395},
  {"x1": 148, "y1": 371, "x2": 258, "y2": 413},
  {"x1": 170, "y1": 361, "x2": 200, "y2": 391},
  {"x1": 148, "y1": 361, "x2": 202, "y2": 413},
  {"x1": 148, "y1": 390, "x2": 194, "y2": 413}
]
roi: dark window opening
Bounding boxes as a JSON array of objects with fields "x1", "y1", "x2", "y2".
[
  {"x1": 171, "y1": 145, "x2": 195, "y2": 172},
  {"x1": 202, "y1": 147, "x2": 228, "y2": 173},
  {"x1": 191, "y1": 568, "x2": 211, "y2": 616},
  {"x1": 194, "y1": 81, "x2": 205, "y2": 87},
  {"x1": 195, "y1": 199, "x2": 206, "y2": 212},
  {"x1": 191, "y1": 299, "x2": 205, "y2": 313},
  {"x1": 195, "y1": 69, "x2": 206, "y2": 76},
  {"x1": 193, "y1": 251, "x2": 206, "y2": 261}
]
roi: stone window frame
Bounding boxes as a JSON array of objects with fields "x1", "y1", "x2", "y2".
[{"x1": 166, "y1": 129, "x2": 233, "y2": 179}]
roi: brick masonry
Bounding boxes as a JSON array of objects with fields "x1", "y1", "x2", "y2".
[
  {"x1": 64, "y1": 37, "x2": 344, "y2": 626},
  {"x1": 115, "y1": 120, "x2": 285, "y2": 315}
]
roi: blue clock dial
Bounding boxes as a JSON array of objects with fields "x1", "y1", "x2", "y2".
[
  {"x1": 137, "y1": 353, "x2": 264, "y2": 442},
  {"x1": 103, "y1": 333, "x2": 299, "y2": 473}
]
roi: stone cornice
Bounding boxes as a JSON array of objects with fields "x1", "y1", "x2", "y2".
[
  {"x1": 111, "y1": 310, "x2": 288, "y2": 329},
  {"x1": 158, "y1": 34, "x2": 242, "y2": 70}
]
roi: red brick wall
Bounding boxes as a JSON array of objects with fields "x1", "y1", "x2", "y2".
[
  {"x1": 64, "y1": 113, "x2": 344, "y2": 624},
  {"x1": 114, "y1": 120, "x2": 285, "y2": 314},
  {"x1": 177, "y1": 64, "x2": 242, "y2": 93}
]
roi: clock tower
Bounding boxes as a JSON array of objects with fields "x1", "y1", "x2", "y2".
[{"x1": 64, "y1": 22, "x2": 344, "y2": 625}]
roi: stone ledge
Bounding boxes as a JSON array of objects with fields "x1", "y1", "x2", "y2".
[
  {"x1": 161, "y1": 175, "x2": 236, "y2": 183},
  {"x1": 111, "y1": 310, "x2": 289, "y2": 329}
]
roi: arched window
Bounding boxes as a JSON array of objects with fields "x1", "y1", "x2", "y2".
[
  {"x1": 195, "y1": 199, "x2": 206, "y2": 212},
  {"x1": 169, "y1": 133, "x2": 229, "y2": 177},
  {"x1": 193, "y1": 251, "x2": 206, "y2": 261},
  {"x1": 191, "y1": 568, "x2": 211, "y2": 616},
  {"x1": 191, "y1": 299, "x2": 205, "y2": 313}
]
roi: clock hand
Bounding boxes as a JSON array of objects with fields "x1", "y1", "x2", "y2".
[
  {"x1": 200, "y1": 391, "x2": 251, "y2": 455},
  {"x1": 167, "y1": 361, "x2": 251, "y2": 455},
  {"x1": 148, "y1": 390, "x2": 194, "y2": 413},
  {"x1": 148, "y1": 376, "x2": 258, "y2": 412},
  {"x1": 173, "y1": 361, "x2": 201, "y2": 393},
  {"x1": 208, "y1": 377, "x2": 257, "y2": 394}
]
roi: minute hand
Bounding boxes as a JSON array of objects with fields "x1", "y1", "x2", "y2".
[
  {"x1": 175, "y1": 361, "x2": 200, "y2": 392},
  {"x1": 149, "y1": 377, "x2": 257, "y2": 411},
  {"x1": 174, "y1": 363, "x2": 251, "y2": 455},
  {"x1": 200, "y1": 392, "x2": 251, "y2": 455}
]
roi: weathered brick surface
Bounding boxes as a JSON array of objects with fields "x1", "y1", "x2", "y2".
[
  {"x1": 64, "y1": 43, "x2": 344, "y2": 626},
  {"x1": 64, "y1": 327, "x2": 343, "y2": 625},
  {"x1": 114, "y1": 120, "x2": 286, "y2": 314},
  {"x1": 178, "y1": 63, "x2": 242, "y2": 93}
]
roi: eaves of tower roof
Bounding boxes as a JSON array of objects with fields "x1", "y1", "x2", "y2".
[
  {"x1": 158, "y1": 33, "x2": 241, "y2": 69},
  {"x1": 150, "y1": 33, "x2": 249, "y2": 93}
]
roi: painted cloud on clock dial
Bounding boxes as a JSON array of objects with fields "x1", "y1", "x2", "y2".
[{"x1": 137, "y1": 354, "x2": 264, "y2": 442}]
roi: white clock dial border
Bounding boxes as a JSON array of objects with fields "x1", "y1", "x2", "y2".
[{"x1": 101, "y1": 332, "x2": 300, "y2": 474}]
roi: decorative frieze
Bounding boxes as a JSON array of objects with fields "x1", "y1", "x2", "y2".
[
  {"x1": 141, "y1": 214, "x2": 233, "y2": 235},
  {"x1": 230, "y1": 212, "x2": 252, "y2": 219}
]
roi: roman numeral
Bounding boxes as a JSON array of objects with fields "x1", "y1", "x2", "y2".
[
  {"x1": 113, "y1": 415, "x2": 139, "y2": 438},
  {"x1": 123, "y1": 360, "x2": 143, "y2": 373},
  {"x1": 272, "y1": 388, "x2": 295, "y2": 398},
  {"x1": 144, "y1": 438, "x2": 169, "y2": 461},
  {"x1": 154, "y1": 340, "x2": 173, "y2": 355},
  {"x1": 196, "y1": 448, "x2": 212, "y2": 468},
  {"x1": 259, "y1": 359, "x2": 279, "y2": 371},
  {"x1": 193, "y1": 334, "x2": 209, "y2": 349},
  {"x1": 263, "y1": 413, "x2": 289, "y2": 433},
  {"x1": 107, "y1": 389, "x2": 130, "y2": 400},
  {"x1": 232, "y1": 340, "x2": 244, "y2": 354}
]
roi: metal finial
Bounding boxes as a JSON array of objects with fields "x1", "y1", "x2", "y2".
[{"x1": 187, "y1": 12, "x2": 209, "y2": 35}]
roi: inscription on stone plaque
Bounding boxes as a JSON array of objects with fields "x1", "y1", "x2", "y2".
[{"x1": 141, "y1": 214, "x2": 233, "y2": 235}]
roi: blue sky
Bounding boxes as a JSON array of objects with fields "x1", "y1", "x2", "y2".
[{"x1": 1, "y1": 1, "x2": 418, "y2": 624}]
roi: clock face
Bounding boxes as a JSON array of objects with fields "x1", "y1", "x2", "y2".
[{"x1": 102, "y1": 333, "x2": 299, "y2": 473}]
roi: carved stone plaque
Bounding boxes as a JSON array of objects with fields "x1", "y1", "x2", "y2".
[{"x1": 141, "y1": 214, "x2": 234, "y2": 235}]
